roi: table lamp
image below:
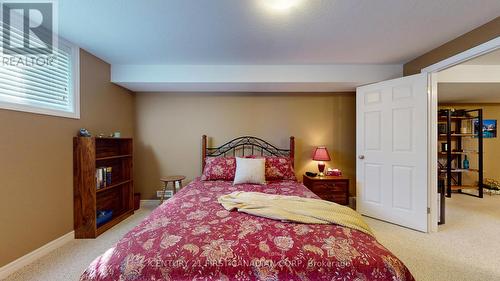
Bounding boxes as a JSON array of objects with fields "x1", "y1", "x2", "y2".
[{"x1": 312, "y1": 146, "x2": 331, "y2": 176}]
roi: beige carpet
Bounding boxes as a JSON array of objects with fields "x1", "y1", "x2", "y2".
[
  {"x1": 366, "y1": 193, "x2": 500, "y2": 281},
  {"x1": 4, "y1": 195, "x2": 500, "y2": 281},
  {"x1": 3, "y1": 206, "x2": 154, "y2": 281}
]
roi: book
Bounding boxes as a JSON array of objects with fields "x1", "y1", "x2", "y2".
[
  {"x1": 96, "y1": 169, "x2": 100, "y2": 189},
  {"x1": 96, "y1": 168, "x2": 103, "y2": 189},
  {"x1": 102, "y1": 167, "x2": 107, "y2": 187},
  {"x1": 106, "y1": 167, "x2": 112, "y2": 185},
  {"x1": 96, "y1": 167, "x2": 114, "y2": 189}
]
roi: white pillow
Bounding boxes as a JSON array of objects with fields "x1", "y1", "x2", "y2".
[{"x1": 233, "y1": 157, "x2": 266, "y2": 185}]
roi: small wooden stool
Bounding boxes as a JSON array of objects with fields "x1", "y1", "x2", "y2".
[{"x1": 160, "y1": 175, "x2": 185, "y2": 203}]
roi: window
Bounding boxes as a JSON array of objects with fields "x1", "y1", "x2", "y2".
[{"x1": 0, "y1": 21, "x2": 80, "y2": 118}]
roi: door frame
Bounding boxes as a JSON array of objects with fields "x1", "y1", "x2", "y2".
[{"x1": 421, "y1": 36, "x2": 500, "y2": 232}]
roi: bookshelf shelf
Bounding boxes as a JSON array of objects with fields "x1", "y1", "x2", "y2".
[
  {"x1": 74, "y1": 137, "x2": 134, "y2": 239},
  {"x1": 96, "y1": 209, "x2": 134, "y2": 236},
  {"x1": 96, "y1": 180, "x2": 132, "y2": 193},
  {"x1": 96, "y1": 154, "x2": 132, "y2": 161},
  {"x1": 439, "y1": 133, "x2": 477, "y2": 137},
  {"x1": 450, "y1": 185, "x2": 479, "y2": 191},
  {"x1": 439, "y1": 116, "x2": 477, "y2": 120},
  {"x1": 439, "y1": 169, "x2": 479, "y2": 173},
  {"x1": 438, "y1": 151, "x2": 479, "y2": 155}
]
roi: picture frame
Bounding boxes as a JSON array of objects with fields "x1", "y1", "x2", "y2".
[{"x1": 474, "y1": 119, "x2": 497, "y2": 138}]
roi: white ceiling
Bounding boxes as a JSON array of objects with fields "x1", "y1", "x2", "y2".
[
  {"x1": 58, "y1": 0, "x2": 500, "y2": 65},
  {"x1": 438, "y1": 49, "x2": 500, "y2": 103},
  {"x1": 57, "y1": 0, "x2": 500, "y2": 92}
]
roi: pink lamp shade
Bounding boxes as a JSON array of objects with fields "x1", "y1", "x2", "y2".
[
  {"x1": 312, "y1": 147, "x2": 331, "y2": 176},
  {"x1": 312, "y1": 147, "x2": 331, "y2": 161}
]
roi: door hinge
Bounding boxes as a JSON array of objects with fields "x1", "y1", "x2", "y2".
[{"x1": 427, "y1": 207, "x2": 431, "y2": 214}]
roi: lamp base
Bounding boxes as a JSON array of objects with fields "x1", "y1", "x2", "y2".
[{"x1": 318, "y1": 162, "x2": 325, "y2": 177}]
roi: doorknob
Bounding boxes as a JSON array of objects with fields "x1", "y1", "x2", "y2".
[{"x1": 358, "y1": 155, "x2": 365, "y2": 160}]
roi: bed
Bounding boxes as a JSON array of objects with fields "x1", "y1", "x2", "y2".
[{"x1": 80, "y1": 136, "x2": 414, "y2": 281}]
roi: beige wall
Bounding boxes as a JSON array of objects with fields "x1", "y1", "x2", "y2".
[
  {"x1": 134, "y1": 93, "x2": 356, "y2": 199},
  {"x1": 0, "y1": 50, "x2": 134, "y2": 267},
  {"x1": 439, "y1": 104, "x2": 500, "y2": 183},
  {"x1": 404, "y1": 17, "x2": 500, "y2": 75}
]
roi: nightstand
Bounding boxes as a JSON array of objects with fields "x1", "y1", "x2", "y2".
[{"x1": 303, "y1": 174, "x2": 349, "y2": 205}]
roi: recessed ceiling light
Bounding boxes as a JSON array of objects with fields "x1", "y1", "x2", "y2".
[{"x1": 260, "y1": 0, "x2": 303, "y2": 13}]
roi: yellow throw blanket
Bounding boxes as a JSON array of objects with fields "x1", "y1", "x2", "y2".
[{"x1": 218, "y1": 191, "x2": 374, "y2": 237}]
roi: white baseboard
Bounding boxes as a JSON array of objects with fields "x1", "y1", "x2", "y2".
[
  {"x1": 0, "y1": 231, "x2": 74, "y2": 279},
  {"x1": 140, "y1": 199, "x2": 160, "y2": 208}
]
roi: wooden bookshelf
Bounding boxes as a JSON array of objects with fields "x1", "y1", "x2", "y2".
[{"x1": 73, "y1": 137, "x2": 134, "y2": 238}]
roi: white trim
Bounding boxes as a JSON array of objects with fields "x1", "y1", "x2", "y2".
[
  {"x1": 421, "y1": 37, "x2": 500, "y2": 73},
  {"x1": 0, "y1": 99, "x2": 78, "y2": 118},
  {"x1": 421, "y1": 36, "x2": 500, "y2": 233},
  {"x1": 427, "y1": 72, "x2": 439, "y2": 233},
  {"x1": 140, "y1": 200, "x2": 161, "y2": 207},
  {"x1": 0, "y1": 231, "x2": 74, "y2": 279},
  {"x1": 71, "y1": 43, "x2": 81, "y2": 119}
]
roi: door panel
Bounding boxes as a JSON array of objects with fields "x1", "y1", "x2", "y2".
[
  {"x1": 364, "y1": 164, "x2": 382, "y2": 204},
  {"x1": 357, "y1": 73, "x2": 428, "y2": 232},
  {"x1": 364, "y1": 91, "x2": 382, "y2": 104},
  {"x1": 392, "y1": 108, "x2": 413, "y2": 152},
  {"x1": 364, "y1": 111, "x2": 382, "y2": 151},
  {"x1": 392, "y1": 165, "x2": 413, "y2": 210}
]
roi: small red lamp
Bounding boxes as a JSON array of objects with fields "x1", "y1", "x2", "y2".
[{"x1": 312, "y1": 146, "x2": 331, "y2": 177}]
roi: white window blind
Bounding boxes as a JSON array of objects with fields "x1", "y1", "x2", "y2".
[{"x1": 0, "y1": 20, "x2": 79, "y2": 118}]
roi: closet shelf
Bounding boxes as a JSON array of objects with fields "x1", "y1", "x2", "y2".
[
  {"x1": 450, "y1": 185, "x2": 479, "y2": 191},
  {"x1": 439, "y1": 169, "x2": 479, "y2": 173},
  {"x1": 439, "y1": 133, "x2": 477, "y2": 137},
  {"x1": 438, "y1": 116, "x2": 477, "y2": 120},
  {"x1": 439, "y1": 151, "x2": 479, "y2": 155}
]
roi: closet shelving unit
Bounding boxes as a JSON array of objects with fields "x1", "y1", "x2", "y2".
[{"x1": 438, "y1": 109, "x2": 483, "y2": 198}]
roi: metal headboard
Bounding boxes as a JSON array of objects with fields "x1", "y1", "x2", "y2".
[{"x1": 202, "y1": 135, "x2": 295, "y2": 170}]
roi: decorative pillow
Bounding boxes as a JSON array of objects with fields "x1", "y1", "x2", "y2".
[
  {"x1": 233, "y1": 157, "x2": 266, "y2": 185},
  {"x1": 265, "y1": 156, "x2": 296, "y2": 181},
  {"x1": 201, "y1": 157, "x2": 236, "y2": 181},
  {"x1": 246, "y1": 155, "x2": 296, "y2": 181}
]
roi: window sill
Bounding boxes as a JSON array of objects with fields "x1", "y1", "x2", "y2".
[{"x1": 0, "y1": 100, "x2": 80, "y2": 119}]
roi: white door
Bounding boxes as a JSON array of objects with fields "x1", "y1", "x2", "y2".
[{"x1": 356, "y1": 73, "x2": 428, "y2": 232}]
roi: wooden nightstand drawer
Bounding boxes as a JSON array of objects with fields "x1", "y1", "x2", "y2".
[
  {"x1": 311, "y1": 181, "x2": 347, "y2": 193},
  {"x1": 303, "y1": 175, "x2": 349, "y2": 205}
]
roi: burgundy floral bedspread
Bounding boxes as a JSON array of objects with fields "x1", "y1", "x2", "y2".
[{"x1": 80, "y1": 179, "x2": 414, "y2": 281}]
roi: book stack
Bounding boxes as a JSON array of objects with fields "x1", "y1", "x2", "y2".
[{"x1": 96, "y1": 167, "x2": 112, "y2": 189}]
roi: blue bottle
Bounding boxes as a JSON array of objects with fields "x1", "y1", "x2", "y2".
[{"x1": 463, "y1": 155, "x2": 470, "y2": 169}]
